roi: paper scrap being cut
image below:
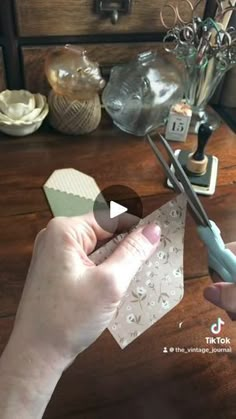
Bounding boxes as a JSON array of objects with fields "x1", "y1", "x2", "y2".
[{"x1": 90, "y1": 194, "x2": 187, "y2": 349}]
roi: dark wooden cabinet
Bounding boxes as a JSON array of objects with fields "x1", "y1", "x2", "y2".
[
  {"x1": 17, "y1": 0, "x2": 207, "y2": 94},
  {"x1": 0, "y1": 0, "x2": 220, "y2": 98},
  {"x1": 15, "y1": 0, "x2": 206, "y2": 37},
  {"x1": 0, "y1": 48, "x2": 6, "y2": 91}
]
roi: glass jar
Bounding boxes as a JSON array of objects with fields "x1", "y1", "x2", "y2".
[{"x1": 102, "y1": 51, "x2": 184, "y2": 136}]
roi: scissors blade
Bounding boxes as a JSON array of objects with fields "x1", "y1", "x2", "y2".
[
  {"x1": 147, "y1": 134, "x2": 211, "y2": 228},
  {"x1": 156, "y1": 133, "x2": 211, "y2": 227},
  {"x1": 146, "y1": 135, "x2": 182, "y2": 194}
]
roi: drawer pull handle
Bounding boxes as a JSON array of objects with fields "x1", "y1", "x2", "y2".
[
  {"x1": 95, "y1": 0, "x2": 132, "y2": 24},
  {"x1": 111, "y1": 9, "x2": 119, "y2": 24}
]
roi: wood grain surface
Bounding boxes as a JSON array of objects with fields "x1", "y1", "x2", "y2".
[
  {"x1": 0, "y1": 116, "x2": 236, "y2": 418},
  {"x1": 15, "y1": 0, "x2": 206, "y2": 37}
]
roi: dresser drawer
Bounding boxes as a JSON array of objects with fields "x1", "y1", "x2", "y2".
[
  {"x1": 16, "y1": 0, "x2": 206, "y2": 37},
  {"x1": 0, "y1": 48, "x2": 6, "y2": 91},
  {"x1": 22, "y1": 43, "x2": 182, "y2": 94}
]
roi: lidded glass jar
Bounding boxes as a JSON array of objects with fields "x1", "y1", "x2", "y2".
[{"x1": 102, "y1": 51, "x2": 184, "y2": 136}]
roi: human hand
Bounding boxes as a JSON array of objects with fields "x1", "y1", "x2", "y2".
[
  {"x1": 10, "y1": 213, "x2": 161, "y2": 368},
  {"x1": 204, "y1": 242, "x2": 236, "y2": 318},
  {"x1": 0, "y1": 214, "x2": 161, "y2": 418}
]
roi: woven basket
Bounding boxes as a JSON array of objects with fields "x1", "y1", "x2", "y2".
[{"x1": 48, "y1": 90, "x2": 102, "y2": 135}]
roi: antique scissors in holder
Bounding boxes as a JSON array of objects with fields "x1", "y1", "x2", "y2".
[
  {"x1": 147, "y1": 134, "x2": 236, "y2": 283},
  {"x1": 160, "y1": 0, "x2": 202, "y2": 29},
  {"x1": 163, "y1": 25, "x2": 198, "y2": 53},
  {"x1": 214, "y1": 27, "x2": 236, "y2": 64}
]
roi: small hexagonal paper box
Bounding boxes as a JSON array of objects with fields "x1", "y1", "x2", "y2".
[{"x1": 43, "y1": 168, "x2": 106, "y2": 216}]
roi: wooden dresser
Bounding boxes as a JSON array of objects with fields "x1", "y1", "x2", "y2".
[
  {"x1": 0, "y1": 119, "x2": 236, "y2": 419},
  {"x1": 0, "y1": 0, "x2": 211, "y2": 94}
]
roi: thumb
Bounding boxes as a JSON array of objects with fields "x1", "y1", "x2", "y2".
[
  {"x1": 100, "y1": 224, "x2": 161, "y2": 297},
  {"x1": 204, "y1": 282, "x2": 236, "y2": 316},
  {"x1": 204, "y1": 242, "x2": 236, "y2": 318}
]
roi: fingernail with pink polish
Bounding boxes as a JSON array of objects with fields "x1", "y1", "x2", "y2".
[{"x1": 142, "y1": 224, "x2": 161, "y2": 245}]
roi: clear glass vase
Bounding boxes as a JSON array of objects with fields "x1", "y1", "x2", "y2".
[{"x1": 177, "y1": 48, "x2": 235, "y2": 132}]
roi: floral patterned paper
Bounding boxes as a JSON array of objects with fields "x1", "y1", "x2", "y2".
[{"x1": 90, "y1": 194, "x2": 187, "y2": 349}]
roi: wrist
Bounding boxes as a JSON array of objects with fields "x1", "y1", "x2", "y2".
[{"x1": 0, "y1": 331, "x2": 65, "y2": 419}]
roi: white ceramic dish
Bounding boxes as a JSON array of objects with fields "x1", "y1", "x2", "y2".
[
  {"x1": 0, "y1": 120, "x2": 43, "y2": 136},
  {"x1": 0, "y1": 103, "x2": 49, "y2": 136},
  {"x1": 0, "y1": 103, "x2": 49, "y2": 125}
]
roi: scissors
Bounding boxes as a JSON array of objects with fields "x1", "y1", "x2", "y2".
[
  {"x1": 160, "y1": 0, "x2": 202, "y2": 29},
  {"x1": 210, "y1": 26, "x2": 236, "y2": 66},
  {"x1": 215, "y1": 26, "x2": 236, "y2": 50},
  {"x1": 163, "y1": 26, "x2": 197, "y2": 53},
  {"x1": 147, "y1": 133, "x2": 236, "y2": 283}
]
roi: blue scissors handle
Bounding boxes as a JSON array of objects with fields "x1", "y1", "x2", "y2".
[
  {"x1": 197, "y1": 220, "x2": 236, "y2": 283},
  {"x1": 146, "y1": 134, "x2": 236, "y2": 284}
]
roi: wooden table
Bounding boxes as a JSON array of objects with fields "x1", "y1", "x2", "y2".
[{"x1": 0, "y1": 118, "x2": 236, "y2": 419}]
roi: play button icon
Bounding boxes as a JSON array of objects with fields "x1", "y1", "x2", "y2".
[
  {"x1": 93, "y1": 184, "x2": 143, "y2": 233},
  {"x1": 110, "y1": 201, "x2": 127, "y2": 219}
]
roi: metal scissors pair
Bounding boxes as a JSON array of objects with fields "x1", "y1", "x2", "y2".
[
  {"x1": 215, "y1": 26, "x2": 236, "y2": 49},
  {"x1": 208, "y1": 26, "x2": 236, "y2": 67},
  {"x1": 160, "y1": 0, "x2": 202, "y2": 29},
  {"x1": 147, "y1": 133, "x2": 236, "y2": 283},
  {"x1": 163, "y1": 26, "x2": 197, "y2": 54}
]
